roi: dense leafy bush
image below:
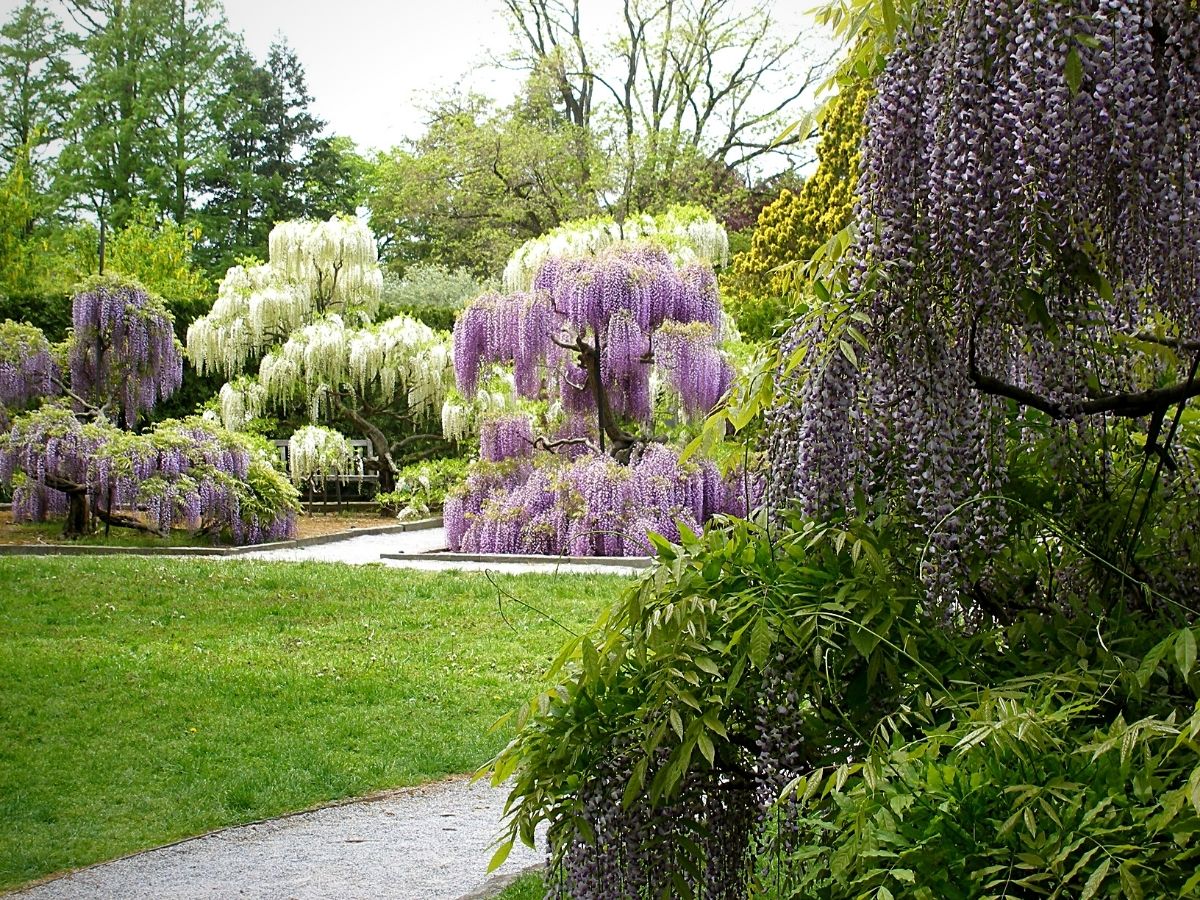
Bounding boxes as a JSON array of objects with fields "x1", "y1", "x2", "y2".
[
  {"x1": 490, "y1": 503, "x2": 1200, "y2": 898},
  {"x1": 377, "y1": 262, "x2": 491, "y2": 333},
  {"x1": 374, "y1": 456, "x2": 468, "y2": 520}
]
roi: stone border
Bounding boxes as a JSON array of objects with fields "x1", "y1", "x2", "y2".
[
  {"x1": 382, "y1": 549, "x2": 653, "y2": 569},
  {"x1": 0, "y1": 517, "x2": 444, "y2": 558},
  {"x1": 457, "y1": 863, "x2": 545, "y2": 900}
]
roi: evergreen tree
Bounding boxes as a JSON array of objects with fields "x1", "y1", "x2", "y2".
[{"x1": 257, "y1": 39, "x2": 323, "y2": 228}]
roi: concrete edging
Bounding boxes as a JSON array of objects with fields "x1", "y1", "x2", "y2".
[
  {"x1": 456, "y1": 863, "x2": 545, "y2": 900},
  {"x1": 0, "y1": 516, "x2": 444, "y2": 558}
]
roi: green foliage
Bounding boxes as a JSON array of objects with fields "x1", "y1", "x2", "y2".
[
  {"x1": 495, "y1": 872, "x2": 546, "y2": 900},
  {"x1": 0, "y1": 148, "x2": 96, "y2": 301},
  {"x1": 722, "y1": 81, "x2": 868, "y2": 340},
  {"x1": 377, "y1": 263, "x2": 491, "y2": 332},
  {"x1": 491, "y1": 487, "x2": 1200, "y2": 896},
  {"x1": 366, "y1": 88, "x2": 601, "y2": 277},
  {"x1": 374, "y1": 456, "x2": 469, "y2": 520},
  {"x1": 105, "y1": 203, "x2": 213, "y2": 336}
]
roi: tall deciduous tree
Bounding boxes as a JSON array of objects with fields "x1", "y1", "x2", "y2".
[
  {"x1": 61, "y1": 0, "x2": 163, "y2": 232},
  {"x1": 501, "y1": 0, "x2": 831, "y2": 217},
  {"x1": 367, "y1": 87, "x2": 602, "y2": 277}
]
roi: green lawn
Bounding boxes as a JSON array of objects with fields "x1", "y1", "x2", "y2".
[
  {"x1": 0, "y1": 557, "x2": 627, "y2": 891},
  {"x1": 496, "y1": 871, "x2": 546, "y2": 899}
]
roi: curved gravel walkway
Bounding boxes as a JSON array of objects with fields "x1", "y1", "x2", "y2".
[
  {"x1": 240, "y1": 525, "x2": 645, "y2": 576},
  {"x1": 10, "y1": 777, "x2": 542, "y2": 900}
]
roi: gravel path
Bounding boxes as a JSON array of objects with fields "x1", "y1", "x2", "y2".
[
  {"x1": 11, "y1": 777, "x2": 542, "y2": 900},
  {"x1": 240, "y1": 526, "x2": 645, "y2": 576}
]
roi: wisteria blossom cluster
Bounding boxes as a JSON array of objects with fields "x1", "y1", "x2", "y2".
[
  {"x1": 217, "y1": 377, "x2": 268, "y2": 431},
  {"x1": 454, "y1": 244, "x2": 728, "y2": 428},
  {"x1": 769, "y1": 0, "x2": 1200, "y2": 601},
  {"x1": 0, "y1": 406, "x2": 297, "y2": 544},
  {"x1": 479, "y1": 413, "x2": 535, "y2": 463},
  {"x1": 444, "y1": 444, "x2": 759, "y2": 557},
  {"x1": 553, "y1": 747, "x2": 757, "y2": 900},
  {"x1": 188, "y1": 217, "x2": 383, "y2": 379},
  {"x1": 287, "y1": 425, "x2": 356, "y2": 485},
  {"x1": 502, "y1": 204, "x2": 730, "y2": 292},
  {"x1": 68, "y1": 278, "x2": 183, "y2": 427},
  {"x1": 0, "y1": 320, "x2": 57, "y2": 423},
  {"x1": 251, "y1": 313, "x2": 452, "y2": 425}
]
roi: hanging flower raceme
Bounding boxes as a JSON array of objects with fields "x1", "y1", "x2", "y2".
[
  {"x1": 479, "y1": 413, "x2": 535, "y2": 462},
  {"x1": 655, "y1": 321, "x2": 734, "y2": 420},
  {"x1": 0, "y1": 320, "x2": 57, "y2": 423},
  {"x1": 446, "y1": 444, "x2": 753, "y2": 557},
  {"x1": 287, "y1": 425, "x2": 356, "y2": 485},
  {"x1": 769, "y1": 0, "x2": 1200, "y2": 605},
  {"x1": 188, "y1": 217, "x2": 385, "y2": 379},
  {"x1": 218, "y1": 378, "x2": 267, "y2": 431},
  {"x1": 68, "y1": 277, "x2": 183, "y2": 427},
  {"x1": 502, "y1": 204, "x2": 730, "y2": 292},
  {"x1": 268, "y1": 217, "x2": 383, "y2": 318}
]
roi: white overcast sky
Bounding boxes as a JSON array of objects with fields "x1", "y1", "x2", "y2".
[{"x1": 13, "y1": 0, "x2": 834, "y2": 156}]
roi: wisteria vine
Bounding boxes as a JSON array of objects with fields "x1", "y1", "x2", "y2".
[
  {"x1": 0, "y1": 406, "x2": 298, "y2": 544},
  {"x1": 68, "y1": 277, "x2": 183, "y2": 427},
  {"x1": 768, "y1": 0, "x2": 1200, "y2": 602}
]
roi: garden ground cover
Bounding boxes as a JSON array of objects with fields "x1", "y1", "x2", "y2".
[{"x1": 0, "y1": 557, "x2": 626, "y2": 891}]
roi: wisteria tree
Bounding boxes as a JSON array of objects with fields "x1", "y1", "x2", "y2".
[
  {"x1": 187, "y1": 216, "x2": 454, "y2": 493},
  {"x1": 0, "y1": 276, "x2": 298, "y2": 541},
  {"x1": 446, "y1": 235, "x2": 755, "y2": 556}
]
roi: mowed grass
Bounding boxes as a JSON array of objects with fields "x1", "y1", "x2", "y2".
[{"x1": 0, "y1": 557, "x2": 628, "y2": 891}]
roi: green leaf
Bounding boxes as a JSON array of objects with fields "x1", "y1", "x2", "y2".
[
  {"x1": 879, "y1": 0, "x2": 898, "y2": 33},
  {"x1": 623, "y1": 756, "x2": 649, "y2": 808},
  {"x1": 1080, "y1": 858, "x2": 1110, "y2": 900},
  {"x1": 1176, "y1": 627, "x2": 1197, "y2": 679},
  {"x1": 839, "y1": 339, "x2": 859, "y2": 367},
  {"x1": 1119, "y1": 862, "x2": 1144, "y2": 900},
  {"x1": 670, "y1": 708, "x2": 684, "y2": 740},
  {"x1": 697, "y1": 732, "x2": 716, "y2": 765},
  {"x1": 1065, "y1": 48, "x2": 1084, "y2": 95},
  {"x1": 694, "y1": 656, "x2": 721, "y2": 676},
  {"x1": 749, "y1": 616, "x2": 773, "y2": 669},
  {"x1": 487, "y1": 839, "x2": 514, "y2": 872}
]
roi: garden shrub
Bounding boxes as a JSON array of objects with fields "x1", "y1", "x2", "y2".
[
  {"x1": 721, "y1": 80, "x2": 866, "y2": 341},
  {"x1": 377, "y1": 262, "x2": 490, "y2": 332},
  {"x1": 374, "y1": 456, "x2": 468, "y2": 520}
]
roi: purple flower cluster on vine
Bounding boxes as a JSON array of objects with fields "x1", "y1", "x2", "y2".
[
  {"x1": 769, "y1": 0, "x2": 1200, "y2": 605},
  {"x1": 69, "y1": 280, "x2": 183, "y2": 427},
  {"x1": 0, "y1": 407, "x2": 295, "y2": 545},
  {"x1": 445, "y1": 444, "x2": 759, "y2": 557}
]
